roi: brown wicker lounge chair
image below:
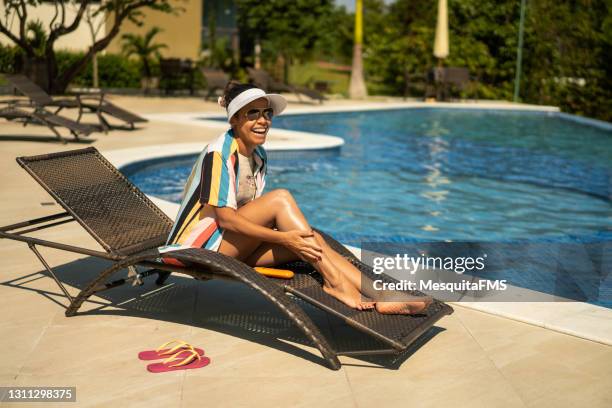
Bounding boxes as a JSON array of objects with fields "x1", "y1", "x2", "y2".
[
  {"x1": 200, "y1": 68, "x2": 229, "y2": 100},
  {"x1": 0, "y1": 102, "x2": 95, "y2": 143},
  {"x1": 2, "y1": 74, "x2": 147, "y2": 131},
  {"x1": 159, "y1": 58, "x2": 195, "y2": 96},
  {"x1": 426, "y1": 67, "x2": 472, "y2": 101},
  {"x1": 247, "y1": 67, "x2": 327, "y2": 104},
  {"x1": 0, "y1": 147, "x2": 453, "y2": 369}
]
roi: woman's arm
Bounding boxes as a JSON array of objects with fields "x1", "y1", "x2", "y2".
[
  {"x1": 215, "y1": 206, "x2": 283, "y2": 243},
  {"x1": 197, "y1": 149, "x2": 321, "y2": 261},
  {"x1": 214, "y1": 207, "x2": 322, "y2": 262}
]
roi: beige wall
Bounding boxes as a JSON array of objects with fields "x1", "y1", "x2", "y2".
[
  {"x1": 106, "y1": 0, "x2": 202, "y2": 60},
  {"x1": 0, "y1": 3, "x2": 105, "y2": 51}
]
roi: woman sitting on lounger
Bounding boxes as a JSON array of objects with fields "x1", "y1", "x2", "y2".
[{"x1": 161, "y1": 81, "x2": 430, "y2": 314}]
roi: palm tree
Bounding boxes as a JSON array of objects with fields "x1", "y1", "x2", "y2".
[
  {"x1": 349, "y1": 0, "x2": 368, "y2": 99},
  {"x1": 25, "y1": 20, "x2": 48, "y2": 55},
  {"x1": 121, "y1": 27, "x2": 168, "y2": 79}
]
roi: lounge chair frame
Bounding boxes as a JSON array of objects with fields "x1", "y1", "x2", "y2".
[
  {"x1": 0, "y1": 102, "x2": 94, "y2": 143},
  {"x1": 2, "y1": 74, "x2": 147, "y2": 131},
  {"x1": 159, "y1": 59, "x2": 195, "y2": 96},
  {"x1": 0, "y1": 147, "x2": 453, "y2": 370},
  {"x1": 200, "y1": 68, "x2": 230, "y2": 101},
  {"x1": 247, "y1": 68, "x2": 327, "y2": 104}
]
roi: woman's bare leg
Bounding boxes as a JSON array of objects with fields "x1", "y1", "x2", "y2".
[
  {"x1": 245, "y1": 230, "x2": 430, "y2": 314},
  {"x1": 218, "y1": 189, "x2": 373, "y2": 310},
  {"x1": 312, "y1": 231, "x2": 432, "y2": 314}
]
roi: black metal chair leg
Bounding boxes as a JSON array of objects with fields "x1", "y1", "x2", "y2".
[
  {"x1": 65, "y1": 250, "x2": 160, "y2": 317},
  {"x1": 28, "y1": 243, "x2": 74, "y2": 302},
  {"x1": 155, "y1": 270, "x2": 171, "y2": 285}
]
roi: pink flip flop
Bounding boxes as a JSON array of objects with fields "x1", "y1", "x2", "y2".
[
  {"x1": 147, "y1": 349, "x2": 211, "y2": 373},
  {"x1": 138, "y1": 340, "x2": 204, "y2": 361}
]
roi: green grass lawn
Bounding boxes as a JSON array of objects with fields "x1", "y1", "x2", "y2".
[{"x1": 289, "y1": 61, "x2": 350, "y2": 96}]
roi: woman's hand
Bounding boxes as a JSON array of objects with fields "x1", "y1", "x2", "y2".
[{"x1": 281, "y1": 230, "x2": 323, "y2": 264}]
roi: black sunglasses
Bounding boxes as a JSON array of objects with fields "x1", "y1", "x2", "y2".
[{"x1": 245, "y1": 107, "x2": 274, "y2": 121}]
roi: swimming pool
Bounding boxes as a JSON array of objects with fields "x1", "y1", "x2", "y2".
[{"x1": 125, "y1": 108, "x2": 611, "y2": 306}]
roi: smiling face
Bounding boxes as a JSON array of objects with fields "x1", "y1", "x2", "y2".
[{"x1": 230, "y1": 97, "x2": 271, "y2": 150}]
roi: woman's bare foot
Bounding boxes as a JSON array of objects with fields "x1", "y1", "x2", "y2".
[
  {"x1": 323, "y1": 279, "x2": 375, "y2": 311},
  {"x1": 375, "y1": 297, "x2": 433, "y2": 315}
]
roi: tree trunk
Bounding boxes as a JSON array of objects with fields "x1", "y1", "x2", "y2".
[
  {"x1": 50, "y1": 54, "x2": 90, "y2": 94},
  {"x1": 349, "y1": 43, "x2": 367, "y2": 99},
  {"x1": 274, "y1": 54, "x2": 284, "y2": 82},
  {"x1": 254, "y1": 38, "x2": 261, "y2": 69},
  {"x1": 19, "y1": 47, "x2": 64, "y2": 94},
  {"x1": 49, "y1": 76, "x2": 71, "y2": 95},
  {"x1": 283, "y1": 54, "x2": 290, "y2": 85},
  {"x1": 23, "y1": 57, "x2": 49, "y2": 91},
  {"x1": 43, "y1": 34, "x2": 61, "y2": 94},
  {"x1": 349, "y1": 0, "x2": 367, "y2": 99},
  {"x1": 93, "y1": 53, "x2": 99, "y2": 88},
  {"x1": 51, "y1": 22, "x2": 122, "y2": 94}
]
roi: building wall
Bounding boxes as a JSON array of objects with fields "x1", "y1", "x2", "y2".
[
  {"x1": 106, "y1": 0, "x2": 202, "y2": 60},
  {"x1": 0, "y1": 3, "x2": 105, "y2": 51}
]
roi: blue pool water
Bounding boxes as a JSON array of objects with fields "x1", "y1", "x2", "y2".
[{"x1": 125, "y1": 108, "x2": 611, "y2": 306}]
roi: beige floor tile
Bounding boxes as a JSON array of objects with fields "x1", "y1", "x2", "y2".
[
  {"x1": 0, "y1": 288, "x2": 60, "y2": 329},
  {"x1": 184, "y1": 330, "x2": 340, "y2": 378},
  {"x1": 0, "y1": 324, "x2": 50, "y2": 376},
  {"x1": 0, "y1": 248, "x2": 95, "y2": 321},
  {"x1": 325, "y1": 308, "x2": 478, "y2": 372},
  {"x1": 454, "y1": 306, "x2": 611, "y2": 369},
  {"x1": 525, "y1": 376, "x2": 612, "y2": 408},
  {"x1": 454, "y1": 307, "x2": 612, "y2": 407},
  {"x1": 452, "y1": 306, "x2": 561, "y2": 362},
  {"x1": 4, "y1": 374, "x2": 182, "y2": 408},
  {"x1": 46, "y1": 279, "x2": 200, "y2": 329},
  {"x1": 2, "y1": 248, "x2": 201, "y2": 330},
  {"x1": 500, "y1": 356, "x2": 611, "y2": 407},
  {"x1": 0, "y1": 374, "x2": 19, "y2": 405},
  {"x1": 180, "y1": 375, "x2": 356, "y2": 408},
  {"x1": 381, "y1": 314, "x2": 487, "y2": 371},
  {"x1": 346, "y1": 356, "x2": 525, "y2": 408},
  {"x1": 17, "y1": 325, "x2": 193, "y2": 377},
  {"x1": 526, "y1": 335, "x2": 612, "y2": 376},
  {"x1": 343, "y1": 312, "x2": 526, "y2": 407}
]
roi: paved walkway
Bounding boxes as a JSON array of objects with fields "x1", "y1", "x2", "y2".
[{"x1": 0, "y1": 95, "x2": 610, "y2": 407}]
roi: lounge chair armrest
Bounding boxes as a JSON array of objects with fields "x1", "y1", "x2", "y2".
[
  {"x1": 0, "y1": 98, "x2": 22, "y2": 104},
  {"x1": 0, "y1": 98, "x2": 32, "y2": 108},
  {"x1": 76, "y1": 91, "x2": 105, "y2": 99},
  {"x1": 76, "y1": 92, "x2": 106, "y2": 109}
]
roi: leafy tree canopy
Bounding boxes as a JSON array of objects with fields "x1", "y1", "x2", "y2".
[{"x1": 0, "y1": 0, "x2": 181, "y2": 93}]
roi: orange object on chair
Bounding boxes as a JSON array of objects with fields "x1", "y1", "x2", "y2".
[{"x1": 254, "y1": 267, "x2": 295, "y2": 279}]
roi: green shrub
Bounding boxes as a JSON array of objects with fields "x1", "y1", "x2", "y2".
[
  {"x1": 82, "y1": 53, "x2": 141, "y2": 88},
  {"x1": 1, "y1": 48, "x2": 143, "y2": 89},
  {"x1": 0, "y1": 44, "x2": 20, "y2": 80},
  {"x1": 56, "y1": 51, "x2": 141, "y2": 88},
  {"x1": 55, "y1": 50, "x2": 86, "y2": 85}
]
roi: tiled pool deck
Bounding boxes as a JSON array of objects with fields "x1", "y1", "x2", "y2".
[{"x1": 0, "y1": 95, "x2": 610, "y2": 407}]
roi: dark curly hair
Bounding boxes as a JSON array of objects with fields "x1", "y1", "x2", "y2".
[{"x1": 219, "y1": 81, "x2": 258, "y2": 112}]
